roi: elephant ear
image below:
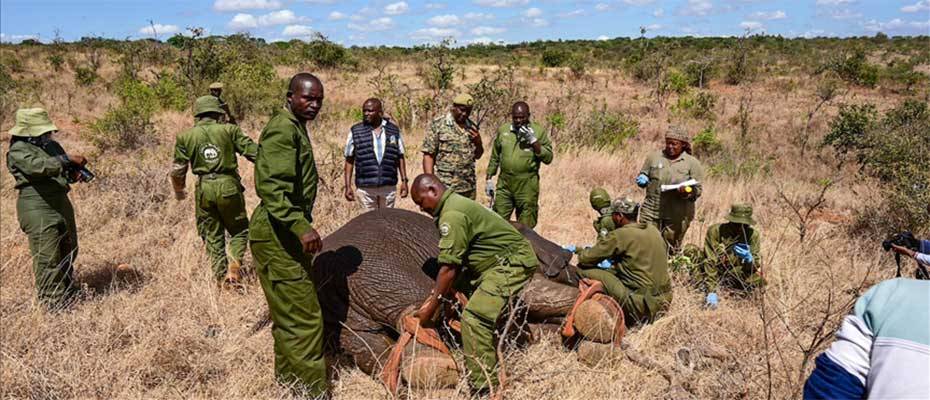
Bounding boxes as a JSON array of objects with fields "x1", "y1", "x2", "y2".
[{"x1": 509, "y1": 222, "x2": 576, "y2": 282}]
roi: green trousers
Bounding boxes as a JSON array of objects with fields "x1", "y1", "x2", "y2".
[
  {"x1": 576, "y1": 268, "x2": 671, "y2": 325},
  {"x1": 683, "y1": 246, "x2": 764, "y2": 293},
  {"x1": 644, "y1": 217, "x2": 692, "y2": 253},
  {"x1": 250, "y1": 209, "x2": 327, "y2": 397},
  {"x1": 17, "y1": 191, "x2": 78, "y2": 309},
  {"x1": 459, "y1": 261, "x2": 535, "y2": 391},
  {"x1": 492, "y1": 174, "x2": 539, "y2": 228},
  {"x1": 195, "y1": 175, "x2": 249, "y2": 279}
]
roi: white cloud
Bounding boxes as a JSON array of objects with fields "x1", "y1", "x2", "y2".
[
  {"x1": 428, "y1": 14, "x2": 462, "y2": 26},
  {"x1": 815, "y1": 0, "x2": 853, "y2": 5},
  {"x1": 597, "y1": 35, "x2": 610, "y2": 41},
  {"x1": 679, "y1": 0, "x2": 713, "y2": 16},
  {"x1": 473, "y1": 0, "x2": 529, "y2": 8},
  {"x1": 139, "y1": 23, "x2": 180, "y2": 36},
  {"x1": 595, "y1": 3, "x2": 611, "y2": 12},
  {"x1": 0, "y1": 33, "x2": 39, "y2": 43},
  {"x1": 623, "y1": 0, "x2": 655, "y2": 5},
  {"x1": 213, "y1": 0, "x2": 281, "y2": 12},
  {"x1": 384, "y1": 1, "x2": 409, "y2": 15},
  {"x1": 328, "y1": 11, "x2": 346, "y2": 20},
  {"x1": 901, "y1": 1, "x2": 930, "y2": 13},
  {"x1": 740, "y1": 21, "x2": 763, "y2": 31},
  {"x1": 426, "y1": 2, "x2": 447, "y2": 10},
  {"x1": 257, "y1": 10, "x2": 303, "y2": 26},
  {"x1": 464, "y1": 12, "x2": 495, "y2": 20},
  {"x1": 471, "y1": 26, "x2": 506, "y2": 35},
  {"x1": 653, "y1": 8, "x2": 664, "y2": 17},
  {"x1": 228, "y1": 13, "x2": 258, "y2": 30},
  {"x1": 348, "y1": 17, "x2": 395, "y2": 31},
  {"x1": 750, "y1": 10, "x2": 785, "y2": 20},
  {"x1": 801, "y1": 29, "x2": 825, "y2": 38},
  {"x1": 864, "y1": 18, "x2": 930, "y2": 32},
  {"x1": 644, "y1": 23, "x2": 663, "y2": 31},
  {"x1": 523, "y1": 7, "x2": 543, "y2": 17},
  {"x1": 559, "y1": 9, "x2": 585, "y2": 18},
  {"x1": 529, "y1": 18, "x2": 549, "y2": 27},
  {"x1": 827, "y1": 8, "x2": 862, "y2": 20},
  {"x1": 282, "y1": 25, "x2": 315, "y2": 37},
  {"x1": 410, "y1": 27, "x2": 461, "y2": 40}
]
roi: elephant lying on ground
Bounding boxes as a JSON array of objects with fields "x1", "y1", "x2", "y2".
[{"x1": 308, "y1": 208, "x2": 583, "y2": 376}]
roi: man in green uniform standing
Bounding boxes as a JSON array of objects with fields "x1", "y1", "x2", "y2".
[
  {"x1": 410, "y1": 173, "x2": 538, "y2": 395},
  {"x1": 589, "y1": 187, "x2": 615, "y2": 240},
  {"x1": 208, "y1": 82, "x2": 237, "y2": 125},
  {"x1": 6, "y1": 108, "x2": 90, "y2": 309},
  {"x1": 636, "y1": 126, "x2": 705, "y2": 252},
  {"x1": 565, "y1": 198, "x2": 672, "y2": 325},
  {"x1": 249, "y1": 73, "x2": 327, "y2": 396},
  {"x1": 171, "y1": 96, "x2": 257, "y2": 286},
  {"x1": 690, "y1": 204, "x2": 764, "y2": 309},
  {"x1": 422, "y1": 94, "x2": 484, "y2": 199},
  {"x1": 486, "y1": 102, "x2": 553, "y2": 228}
]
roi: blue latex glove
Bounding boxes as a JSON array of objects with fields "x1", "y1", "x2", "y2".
[
  {"x1": 561, "y1": 244, "x2": 577, "y2": 253},
  {"x1": 597, "y1": 259, "x2": 612, "y2": 270},
  {"x1": 636, "y1": 174, "x2": 649, "y2": 188},
  {"x1": 733, "y1": 243, "x2": 754, "y2": 263},
  {"x1": 705, "y1": 292, "x2": 719, "y2": 309}
]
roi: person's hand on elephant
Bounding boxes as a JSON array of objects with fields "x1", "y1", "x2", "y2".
[
  {"x1": 399, "y1": 182, "x2": 409, "y2": 198},
  {"x1": 300, "y1": 228, "x2": 323, "y2": 254},
  {"x1": 415, "y1": 295, "x2": 441, "y2": 327},
  {"x1": 344, "y1": 185, "x2": 355, "y2": 202}
]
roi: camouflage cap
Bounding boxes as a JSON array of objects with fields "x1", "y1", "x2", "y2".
[
  {"x1": 610, "y1": 197, "x2": 639, "y2": 216},
  {"x1": 665, "y1": 125, "x2": 691, "y2": 143},
  {"x1": 209, "y1": 82, "x2": 224, "y2": 90},
  {"x1": 193, "y1": 95, "x2": 224, "y2": 117},
  {"x1": 589, "y1": 187, "x2": 611, "y2": 211},
  {"x1": 725, "y1": 203, "x2": 756, "y2": 226},
  {"x1": 9, "y1": 108, "x2": 58, "y2": 137},
  {"x1": 452, "y1": 93, "x2": 474, "y2": 107}
]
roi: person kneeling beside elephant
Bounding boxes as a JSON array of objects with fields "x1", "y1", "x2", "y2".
[{"x1": 565, "y1": 197, "x2": 672, "y2": 325}]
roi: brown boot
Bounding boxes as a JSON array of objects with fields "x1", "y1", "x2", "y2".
[{"x1": 222, "y1": 259, "x2": 242, "y2": 289}]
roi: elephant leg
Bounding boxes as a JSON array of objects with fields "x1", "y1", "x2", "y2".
[
  {"x1": 338, "y1": 327, "x2": 394, "y2": 375},
  {"x1": 522, "y1": 274, "x2": 580, "y2": 321}
]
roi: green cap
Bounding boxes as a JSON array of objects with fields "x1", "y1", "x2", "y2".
[
  {"x1": 589, "y1": 187, "x2": 611, "y2": 211},
  {"x1": 452, "y1": 93, "x2": 474, "y2": 107},
  {"x1": 666, "y1": 125, "x2": 691, "y2": 143},
  {"x1": 193, "y1": 95, "x2": 224, "y2": 117},
  {"x1": 610, "y1": 197, "x2": 639, "y2": 216},
  {"x1": 9, "y1": 108, "x2": 58, "y2": 137},
  {"x1": 725, "y1": 203, "x2": 756, "y2": 225},
  {"x1": 209, "y1": 82, "x2": 224, "y2": 90}
]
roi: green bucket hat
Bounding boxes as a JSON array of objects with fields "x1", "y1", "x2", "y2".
[
  {"x1": 610, "y1": 197, "x2": 639, "y2": 216},
  {"x1": 725, "y1": 203, "x2": 756, "y2": 225},
  {"x1": 9, "y1": 108, "x2": 58, "y2": 137},
  {"x1": 193, "y1": 95, "x2": 224, "y2": 117},
  {"x1": 452, "y1": 93, "x2": 474, "y2": 107},
  {"x1": 589, "y1": 187, "x2": 611, "y2": 211}
]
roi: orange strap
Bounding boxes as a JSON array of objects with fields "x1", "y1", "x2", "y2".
[
  {"x1": 561, "y1": 278, "x2": 626, "y2": 346},
  {"x1": 380, "y1": 316, "x2": 455, "y2": 395}
]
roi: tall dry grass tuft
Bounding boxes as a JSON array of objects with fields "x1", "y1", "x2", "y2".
[{"x1": 0, "y1": 49, "x2": 921, "y2": 400}]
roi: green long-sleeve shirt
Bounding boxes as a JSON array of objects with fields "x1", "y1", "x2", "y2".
[
  {"x1": 639, "y1": 150, "x2": 705, "y2": 223},
  {"x1": 486, "y1": 122, "x2": 553, "y2": 179},
  {"x1": 6, "y1": 139, "x2": 69, "y2": 195},
  {"x1": 704, "y1": 222, "x2": 761, "y2": 269},
  {"x1": 171, "y1": 117, "x2": 257, "y2": 178},
  {"x1": 577, "y1": 222, "x2": 671, "y2": 293},
  {"x1": 249, "y1": 108, "x2": 319, "y2": 241}
]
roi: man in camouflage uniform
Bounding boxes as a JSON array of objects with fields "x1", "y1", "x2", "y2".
[
  {"x1": 636, "y1": 126, "x2": 705, "y2": 252},
  {"x1": 6, "y1": 108, "x2": 90, "y2": 309},
  {"x1": 567, "y1": 198, "x2": 672, "y2": 325},
  {"x1": 208, "y1": 82, "x2": 237, "y2": 125},
  {"x1": 590, "y1": 187, "x2": 615, "y2": 240},
  {"x1": 422, "y1": 93, "x2": 484, "y2": 199},
  {"x1": 171, "y1": 96, "x2": 257, "y2": 286},
  {"x1": 249, "y1": 73, "x2": 328, "y2": 397},
  {"x1": 485, "y1": 102, "x2": 553, "y2": 228},
  {"x1": 411, "y1": 174, "x2": 538, "y2": 394},
  {"x1": 687, "y1": 204, "x2": 763, "y2": 308}
]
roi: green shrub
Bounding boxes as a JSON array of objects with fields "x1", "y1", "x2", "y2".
[
  {"x1": 541, "y1": 48, "x2": 569, "y2": 68},
  {"x1": 47, "y1": 54, "x2": 65, "y2": 71},
  {"x1": 303, "y1": 35, "x2": 353, "y2": 69},
  {"x1": 74, "y1": 66, "x2": 98, "y2": 86},
  {"x1": 152, "y1": 74, "x2": 188, "y2": 111},
  {"x1": 218, "y1": 61, "x2": 280, "y2": 122},
  {"x1": 822, "y1": 103, "x2": 878, "y2": 155},
  {"x1": 692, "y1": 126, "x2": 723, "y2": 156},
  {"x1": 823, "y1": 50, "x2": 879, "y2": 87},
  {"x1": 674, "y1": 91, "x2": 717, "y2": 120},
  {"x1": 576, "y1": 106, "x2": 639, "y2": 150},
  {"x1": 568, "y1": 56, "x2": 586, "y2": 78},
  {"x1": 665, "y1": 68, "x2": 689, "y2": 95},
  {"x1": 84, "y1": 79, "x2": 157, "y2": 151}
]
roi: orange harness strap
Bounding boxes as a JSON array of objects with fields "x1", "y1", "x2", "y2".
[
  {"x1": 561, "y1": 278, "x2": 626, "y2": 346},
  {"x1": 381, "y1": 316, "x2": 455, "y2": 395}
]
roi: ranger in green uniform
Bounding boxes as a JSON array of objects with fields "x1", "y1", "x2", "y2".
[
  {"x1": 589, "y1": 187, "x2": 615, "y2": 240},
  {"x1": 171, "y1": 96, "x2": 257, "y2": 285},
  {"x1": 636, "y1": 126, "x2": 705, "y2": 252},
  {"x1": 6, "y1": 108, "x2": 90, "y2": 309},
  {"x1": 568, "y1": 197, "x2": 672, "y2": 325},
  {"x1": 689, "y1": 204, "x2": 764, "y2": 308},
  {"x1": 208, "y1": 82, "x2": 237, "y2": 125},
  {"x1": 411, "y1": 174, "x2": 538, "y2": 394},
  {"x1": 249, "y1": 73, "x2": 327, "y2": 397},
  {"x1": 422, "y1": 93, "x2": 484, "y2": 199},
  {"x1": 486, "y1": 102, "x2": 553, "y2": 228}
]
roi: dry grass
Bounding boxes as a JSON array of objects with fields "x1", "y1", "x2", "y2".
[{"x1": 0, "y1": 52, "x2": 916, "y2": 400}]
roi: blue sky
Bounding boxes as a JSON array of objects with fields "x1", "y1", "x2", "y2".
[{"x1": 1, "y1": 1, "x2": 928, "y2": 46}]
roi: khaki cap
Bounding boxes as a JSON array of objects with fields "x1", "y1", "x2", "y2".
[
  {"x1": 665, "y1": 125, "x2": 691, "y2": 143},
  {"x1": 452, "y1": 93, "x2": 474, "y2": 107},
  {"x1": 209, "y1": 82, "x2": 224, "y2": 89}
]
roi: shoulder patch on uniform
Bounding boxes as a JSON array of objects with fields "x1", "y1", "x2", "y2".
[
  {"x1": 439, "y1": 222, "x2": 451, "y2": 237},
  {"x1": 202, "y1": 144, "x2": 220, "y2": 162}
]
